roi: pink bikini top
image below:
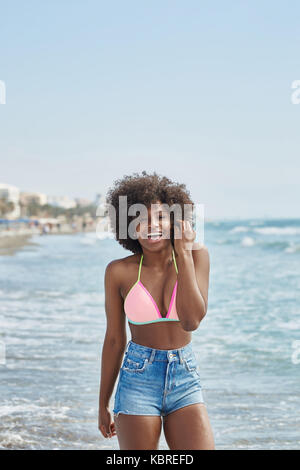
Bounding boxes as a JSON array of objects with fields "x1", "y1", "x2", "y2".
[{"x1": 124, "y1": 249, "x2": 180, "y2": 325}]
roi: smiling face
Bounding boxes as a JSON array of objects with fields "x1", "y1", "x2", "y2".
[{"x1": 136, "y1": 200, "x2": 173, "y2": 251}]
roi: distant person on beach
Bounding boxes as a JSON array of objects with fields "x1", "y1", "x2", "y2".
[
  {"x1": 98, "y1": 171, "x2": 214, "y2": 450},
  {"x1": 41, "y1": 224, "x2": 50, "y2": 235}
]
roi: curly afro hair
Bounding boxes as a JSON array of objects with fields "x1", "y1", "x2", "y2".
[{"x1": 106, "y1": 171, "x2": 194, "y2": 254}]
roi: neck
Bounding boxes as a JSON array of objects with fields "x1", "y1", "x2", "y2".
[{"x1": 141, "y1": 245, "x2": 174, "y2": 270}]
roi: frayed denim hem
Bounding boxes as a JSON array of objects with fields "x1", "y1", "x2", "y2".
[{"x1": 162, "y1": 400, "x2": 206, "y2": 417}]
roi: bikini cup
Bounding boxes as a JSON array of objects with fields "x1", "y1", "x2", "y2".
[{"x1": 124, "y1": 249, "x2": 180, "y2": 325}]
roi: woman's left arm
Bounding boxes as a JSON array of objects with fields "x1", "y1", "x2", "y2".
[{"x1": 174, "y1": 220, "x2": 210, "y2": 331}]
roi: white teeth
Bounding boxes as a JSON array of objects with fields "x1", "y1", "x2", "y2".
[{"x1": 148, "y1": 232, "x2": 162, "y2": 239}]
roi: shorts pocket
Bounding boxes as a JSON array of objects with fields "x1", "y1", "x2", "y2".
[{"x1": 122, "y1": 356, "x2": 149, "y2": 373}]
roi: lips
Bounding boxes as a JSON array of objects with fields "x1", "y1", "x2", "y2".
[
  {"x1": 147, "y1": 237, "x2": 162, "y2": 244},
  {"x1": 147, "y1": 232, "x2": 163, "y2": 243}
]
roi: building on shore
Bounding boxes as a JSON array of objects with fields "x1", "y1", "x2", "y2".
[
  {"x1": 0, "y1": 183, "x2": 21, "y2": 219},
  {"x1": 75, "y1": 197, "x2": 93, "y2": 207},
  {"x1": 20, "y1": 191, "x2": 48, "y2": 206},
  {"x1": 47, "y1": 195, "x2": 77, "y2": 209}
]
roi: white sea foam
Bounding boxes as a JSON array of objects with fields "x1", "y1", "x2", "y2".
[
  {"x1": 230, "y1": 226, "x2": 249, "y2": 233},
  {"x1": 277, "y1": 320, "x2": 300, "y2": 330},
  {"x1": 0, "y1": 401, "x2": 70, "y2": 419},
  {"x1": 284, "y1": 243, "x2": 300, "y2": 253},
  {"x1": 241, "y1": 236, "x2": 255, "y2": 247},
  {"x1": 0, "y1": 432, "x2": 28, "y2": 449},
  {"x1": 0, "y1": 290, "x2": 28, "y2": 300}
]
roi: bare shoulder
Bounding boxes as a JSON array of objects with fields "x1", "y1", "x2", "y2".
[{"x1": 105, "y1": 253, "x2": 140, "y2": 282}]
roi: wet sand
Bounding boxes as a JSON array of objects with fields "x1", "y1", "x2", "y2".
[
  {"x1": 0, "y1": 227, "x2": 96, "y2": 256},
  {"x1": 0, "y1": 234, "x2": 39, "y2": 256}
]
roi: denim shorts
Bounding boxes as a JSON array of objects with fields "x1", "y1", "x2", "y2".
[{"x1": 113, "y1": 340, "x2": 205, "y2": 417}]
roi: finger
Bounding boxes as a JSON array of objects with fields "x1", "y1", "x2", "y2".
[
  {"x1": 103, "y1": 424, "x2": 112, "y2": 438},
  {"x1": 174, "y1": 218, "x2": 183, "y2": 227},
  {"x1": 185, "y1": 220, "x2": 193, "y2": 230},
  {"x1": 104, "y1": 421, "x2": 115, "y2": 438},
  {"x1": 174, "y1": 220, "x2": 184, "y2": 234},
  {"x1": 108, "y1": 423, "x2": 115, "y2": 437},
  {"x1": 99, "y1": 424, "x2": 108, "y2": 438}
]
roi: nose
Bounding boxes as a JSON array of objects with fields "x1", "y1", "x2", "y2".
[
  {"x1": 148, "y1": 221, "x2": 161, "y2": 231},
  {"x1": 148, "y1": 224, "x2": 160, "y2": 231}
]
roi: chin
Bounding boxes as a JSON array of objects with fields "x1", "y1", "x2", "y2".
[{"x1": 141, "y1": 239, "x2": 172, "y2": 251}]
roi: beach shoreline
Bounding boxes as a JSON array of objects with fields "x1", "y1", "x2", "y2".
[
  {"x1": 0, "y1": 233, "x2": 36, "y2": 256},
  {"x1": 0, "y1": 227, "x2": 96, "y2": 256}
]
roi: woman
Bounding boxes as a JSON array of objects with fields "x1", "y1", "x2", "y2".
[{"x1": 98, "y1": 171, "x2": 214, "y2": 450}]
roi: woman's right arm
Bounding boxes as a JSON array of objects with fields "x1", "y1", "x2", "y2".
[{"x1": 98, "y1": 260, "x2": 127, "y2": 439}]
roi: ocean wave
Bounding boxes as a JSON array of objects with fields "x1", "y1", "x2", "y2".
[
  {"x1": 0, "y1": 399, "x2": 87, "y2": 450},
  {"x1": 35, "y1": 290, "x2": 64, "y2": 298},
  {"x1": 0, "y1": 432, "x2": 30, "y2": 449},
  {"x1": 216, "y1": 237, "x2": 299, "y2": 254},
  {"x1": 260, "y1": 240, "x2": 291, "y2": 251},
  {"x1": 249, "y1": 220, "x2": 265, "y2": 226},
  {"x1": 0, "y1": 289, "x2": 104, "y2": 304},
  {"x1": 0, "y1": 400, "x2": 70, "y2": 419},
  {"x1": 253, "y1": 227, "x2": 300, "y2": 235},
  {"x1": 230, "y1": 226, "x2": 250, "y2": 233},
  {"x1": 284, "y1": 244, "x2": 300, "y2": 253},
  {"x1": 277, "y1": 320, "x2": 300, "y2": 330}
]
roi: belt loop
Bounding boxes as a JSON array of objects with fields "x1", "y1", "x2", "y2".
[
  {"x1": 149, "y1": 349, "x2": 155, "y2": 364},
  {"x1": 124, "y1": 340, "x2": 131, "y2": 355},
  {"x1": 178, "y1": 348, "x2": 184, "y2": 364}
]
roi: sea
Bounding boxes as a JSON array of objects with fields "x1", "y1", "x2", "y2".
[{"x1": 0, "y1": 218, "x2": 300, "y2": 450}]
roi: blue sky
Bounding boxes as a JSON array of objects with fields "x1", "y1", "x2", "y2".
[{"x1": 0, "y1": 0, "x2": 299, "y2": 218}]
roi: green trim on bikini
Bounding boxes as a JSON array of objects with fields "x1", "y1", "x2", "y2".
[
  {"x1": 172, "y1": 248, "x2": 178, "y2": 274},
  {"x1": 138, "y1": 248, "x2": 177, "y2": 277},
  {"x1": 138, "y1": 253, "x2": 143, "y2": 281}
]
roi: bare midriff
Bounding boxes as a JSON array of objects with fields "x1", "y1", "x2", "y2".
[{"x1": 128, "y1": 321, "x2": 192, "y2": 350}]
